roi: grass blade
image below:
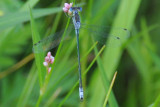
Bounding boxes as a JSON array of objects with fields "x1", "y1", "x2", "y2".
[
  {"x1": 17, "y1": 63, "x2": 38, "y2": 107},
  {"x1": 29, "y1": 7, "x2": 45, "y2": 87},
  {"x1": 152, "y1": 94, "x2": 160, "y2": 107},
  {"x1": 0, "y1": 7, "x2": 62, "y2": 31},
  {"x1": 103, "y1": 72, "x2": 117, "y2": 107}
]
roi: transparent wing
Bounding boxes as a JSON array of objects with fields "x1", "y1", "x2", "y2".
[
  {"x1": 32, "y1": 23, "x2": 130, "y2": 53},
  {"x1": 80, "y1": 23, "x2": 130, "y2": 47},
  {"x1": 32, "y1": 26, "x2": 74, "y2": 53}
]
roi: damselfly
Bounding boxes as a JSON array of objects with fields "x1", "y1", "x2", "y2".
[{"x1": 33, "y1": 6, "x2": 130, "y2": 101}]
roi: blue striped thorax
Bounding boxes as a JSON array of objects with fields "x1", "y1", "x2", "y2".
[{"x1": 70, "y1": 7, "x2": 82, "y2": 30}]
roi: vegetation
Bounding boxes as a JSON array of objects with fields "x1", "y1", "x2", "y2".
[{"x1": 0, "y1": 0, "x2": 160, "y2": 107}]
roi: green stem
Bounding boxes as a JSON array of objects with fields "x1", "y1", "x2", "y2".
[
  {"x1": 36, "y1": 74, "x2": 49, "y2": 106},
  {"x1": 103, "y1": 72, "x2": 117, "y2": 107},
  {"x1": 36, "y1": 94, "x2": 42, "y2": 107}
]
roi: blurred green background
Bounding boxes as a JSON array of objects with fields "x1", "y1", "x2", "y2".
[{"x1": 0, "y1": 0, "x2": 160, "y2": 107}]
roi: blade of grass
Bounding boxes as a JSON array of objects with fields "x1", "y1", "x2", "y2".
[
  {"x1": 152, "y1": 94, "x2": 160, "y2": 107},
  {"x1": 92, "y1": 0, "x2": 115, "y2": 22},
  {"x1": 0, "y1": 7, "x2": 62, "y2": 31},
  {"x1": 140, "y1": 17, "x2": 156, "y2": 51},
  {"x1": 146, "y1": 46, "x2": 160, "y2": 70},
  {"x1": 103, "y1": 72, "x2": 117, "y2": 107},
  {"x1": 17, "y1": 62, "x2": 38, "y2": 107},
  {"x1": 103, "y1": 0, "x2": 141, "y2": 79},
  {"x1": 0, "y1": 0, "x2": 39, "y2": 55},
  {"x1": 49, "y1": 1, "x2": 65, "y2": 34},
  {"x1": 92, "y1": 37, "x2": 118, "y2": 106},
  {"x1": 122, "y1": 24, "x2": 159, "y2": 49},
  {"x1": 21, "y1": 0, "x2": 39, "y2": 11},
  {"x1": 0, "y1": 2, "x2": 85, "y2": 31},
  {"x1": 29, "y1": 7, "x2": 45, "y2": 87},
  {"x1": 127, "y1": 23, "x2": 159, "y2": 106},
  {"x1": 44, "y1": 88, "x2": 62, "y2": 107}
]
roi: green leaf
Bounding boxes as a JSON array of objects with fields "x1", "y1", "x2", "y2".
[
  {"x1": 152, "y1": 94, "x2": 160, "y2": 107},
  {"x1": 20, "y1": 0, "x2": 39, "y2": 11},
  {"x1": 0, "y1": 7, "x2": 62, "y2": 31},
  {"x1": 93, "y1": 44, "x2": 118, "y2": 107},
  {"x1": 17, "y1": 62, "x2": 38, "y2": 107},
  {"x1": 29, "y1": 7, "x2": 45, "y2": 87}
]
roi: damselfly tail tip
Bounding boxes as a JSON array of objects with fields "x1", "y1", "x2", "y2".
[
  {"x1": 80, "y1": 97, "x2": 83, "y2": 102},
  {"x1": 79, "y1": 87, "x2": 84, "y2": 101}
]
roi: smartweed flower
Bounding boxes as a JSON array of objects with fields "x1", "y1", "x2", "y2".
[
  {"x1": 63, "y1": 3, "x2": 73, "y2": 16},
  {"x1": 43, "y1": 52, "x2": 54, "y2": 73}
]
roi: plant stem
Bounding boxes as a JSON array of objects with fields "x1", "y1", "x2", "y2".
[{"x1": 103, "y1": 72, "x2": 117, "y2": 107}]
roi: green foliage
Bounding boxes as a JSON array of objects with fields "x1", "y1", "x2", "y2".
[{"x1": 0, "y1": 0, "x2": 160, "y2": 107}]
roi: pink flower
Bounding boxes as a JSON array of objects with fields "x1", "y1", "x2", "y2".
[
  {"x1": 44, "y1": 52, "x2": 54, "y2": 64},
  {"x1": 63, "y1": 2, "x2": 73, "y2": 15},
  {"x1": 69, "y1": 3, "x2": 73, "y2": 8},
  {"x1": 47, "y1": 52, "x2": 51, "y2": 57},
  {"x1": 48, "y1": 67, "x2": 51, "y2": 73},
  {"x1": 43, "y1": 62, "x2": 48, "y2": 67},
  {"x1": 45, "y1": 56, "x2": 49, "y2": 62},
  {"x1": 43, "y1": 51, "x2": 54, "y2": 74},
  {"x1": 64, "y1": 3, "x2": 70, "y2": 9},
  {"x1": 50, "y1": 56, "x2": 54, "y2": 63},
  {"x1": 63, "y1": 7, "x2": 68, "y2": 12}
]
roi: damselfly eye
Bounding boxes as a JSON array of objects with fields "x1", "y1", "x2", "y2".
[
  {"x1": 69, "y1": 7, "x2": 73, "y2": 12},
  {"x1": 79, "y1": 7, "x2": 82, "y2": 11}
]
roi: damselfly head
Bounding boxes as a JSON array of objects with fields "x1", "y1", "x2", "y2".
[
  {"x1": 63, "y1": 2, "x2": 82, "y2": 17},
  {"x1": 70, "y1": 7, "x2": 82, "y2": 12}
]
